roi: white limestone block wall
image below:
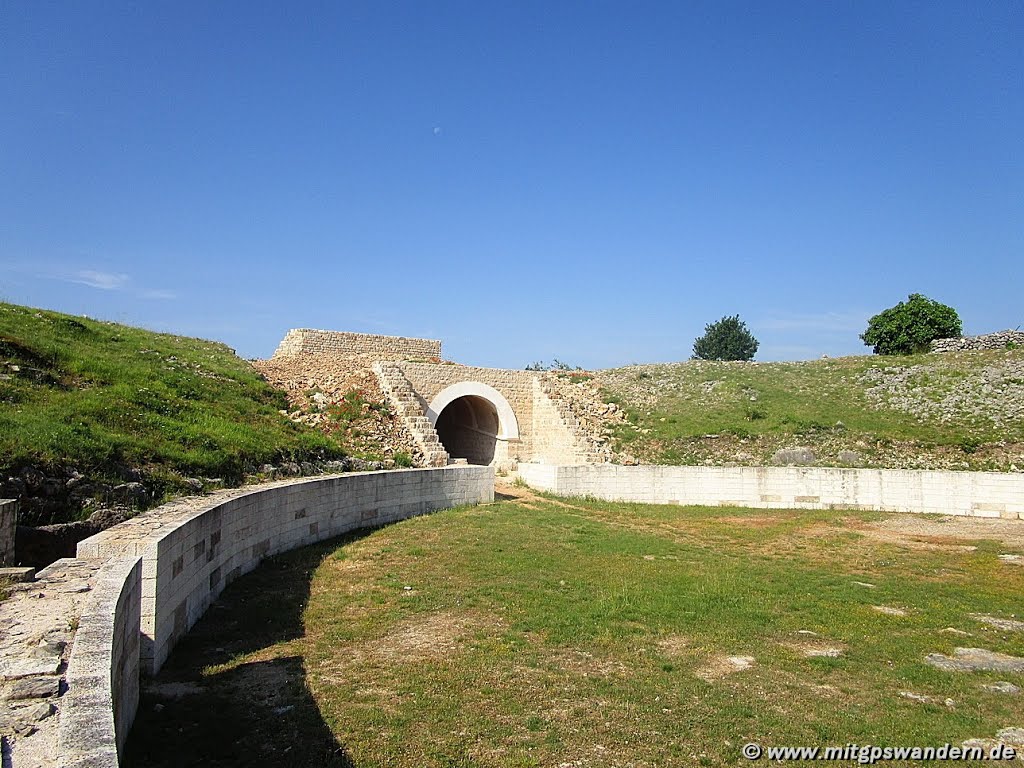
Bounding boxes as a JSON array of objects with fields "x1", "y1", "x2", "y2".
[
  {"x1": 49, "y1": 466, "x2": 493, "y2": 768},
  {"x1": 518, "y1": 464, "x2": 1024, "y2": 519},
  {"x1": 77, "y1": 468, "x2": 494, "y2": 675},
  {"x1": 57, "y1": 555, "x2": 142, "y2": 767}
]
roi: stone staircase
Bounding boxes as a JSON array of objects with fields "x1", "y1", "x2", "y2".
[
  {"x1": 535, "y1": 377, "x2": 608, "y2": 464},
  {"x1": 372, "y1": 362, "x2": 449, "y2": 467}
]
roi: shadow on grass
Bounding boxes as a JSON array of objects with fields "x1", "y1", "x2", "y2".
[{"x1": 124, "y1": 532, "x2": 373, "y2": 768}]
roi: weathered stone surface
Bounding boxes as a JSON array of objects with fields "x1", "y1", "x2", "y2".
[
  {"x1": 0, "y1": 652, "x2": 61, "y2": 680},
  {"x1": 996, "y1": 727, "x2": 1024, "y2": 746},
  {"x1": 926, "y1": 647, "x2": 1024, "y2": 673},
  {"x1": 0, "y1": 499, "x2": 17, "y2": 566},
  {"x1": 873, "y1": 605, "x2": 907, "y2": 616},
  {"x1": 111, "y1": 482, "x2": 148, "y2": 506},
  {"x1": 983, "y1": 681, "x2": 1022, "y2": 694},
  {"x1": 6, "y1": 676, "x2": 60, "y2": 700},
  {"x1": 0, "y1": 566, "x2": 35, "y2": 582},
  {"x1": 931, "y1": 330, "x2": 1024, "y2": 353},
  {"x1": 971, "y1": 614, "x2": 1024, "y2": 632},
  {"x1": 771, "y1": 447, "x2": 816, "y2": 465},
  {"x1": 19, "y1": 702, "x2": 54, "y2": 723}
]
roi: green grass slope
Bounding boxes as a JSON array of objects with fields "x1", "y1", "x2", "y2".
[
  {"x1": 597, "y1": 350, "x2": 1024, "y2": 471},
  {"x1": 0, "y1": 302, "x2": 344, "y2": 524}
]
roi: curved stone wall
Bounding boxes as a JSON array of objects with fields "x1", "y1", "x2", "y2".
[
  {"x1": 518, "y1": 464, "x2": 1024, "y2": 519},
  {"x1": 43, "y1": 466, "x2": 494, "y2": 768}
]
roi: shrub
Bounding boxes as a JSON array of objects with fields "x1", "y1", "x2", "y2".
[
  {"x1": 860, "y1": 294, "x2": 961, "y2": 355},
  {"x1": 692, "y1": 315, "x2": 759, "y2": 361}
]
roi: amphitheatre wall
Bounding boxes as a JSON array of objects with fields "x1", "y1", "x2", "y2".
[
  {"x1": 519, "y1": 464, "x2": 1024, "y2": 519},
  {"x1": 4, "y1": 467, "x2": 492, "y2": 768}
]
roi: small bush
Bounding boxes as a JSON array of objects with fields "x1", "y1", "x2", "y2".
[
  {"x1": 959, "y1": 437, "x2": 982, "y2": 454},
  {"x1": 744, "y1": 405, "x2": 767, "y2": 421},
  {"x1": 393, "y1": 451, "x2": 413, "y2": 468},
  {"x1": 860, "y1": 293, "x2": 962, "y2": 355},
  {"x1": 692, "y1": 315, "x2": 759, "y2": 361}
]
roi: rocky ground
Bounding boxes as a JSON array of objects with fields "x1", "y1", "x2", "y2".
[
  {"x1": 251, "y1": 353, "x2": 421, "y2": 465},
  {"x1": 594, "y1": 350, "x2": 1024, "y2": 472},
  {"x1": 537, "y1": 371, "x2": 630, "y2": 463}
]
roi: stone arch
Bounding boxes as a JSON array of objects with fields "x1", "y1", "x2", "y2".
[
  {"x1": 427, "y1": 382, "x2": 520, "y2": 439},
  {"x1": 427, "y1": 382, "x2": 520, "y2": 467}
]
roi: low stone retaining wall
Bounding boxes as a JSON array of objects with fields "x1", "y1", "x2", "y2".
[
  {"x1": 931, "y1": 330, "x2": 1024, "y2": 353},
  {"x1": 77, "y1": 467, "x2": 493, "y2": 675},
  {"x1": 518, "y1": 464, "x2": 1024, "y2": 519},
  {"x1": 57, "y1": 556, "x2": 141, "y2": 767},
  {"x1": 7, "y1": 466, "x2": 493, "y2": 768}
]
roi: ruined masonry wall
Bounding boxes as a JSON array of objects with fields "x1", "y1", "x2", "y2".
[
  {"x1": 272, "y1": 328, "x2": 441, "y2": 361},
  {"x1": 931, "y1": 330, "x2": 1024, "y2": 353},
  {"x1": 0, "y1": 499, "x2": 15, "y2": 565},
  {"x1": 519, "y1": 464, "x2": 1024, "y2": 519}
]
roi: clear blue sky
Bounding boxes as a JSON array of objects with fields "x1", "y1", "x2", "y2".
[{"x1": 2, "y1": 1, "x2": 1021, "y2": 368}]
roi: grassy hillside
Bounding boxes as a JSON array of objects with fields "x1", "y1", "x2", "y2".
[
  {"x1": 0, "y1": 302, "x2": 344, "y2": 524},
  {"x1": 597, "y1": 350, "x2": 1024, "y2": 471}
]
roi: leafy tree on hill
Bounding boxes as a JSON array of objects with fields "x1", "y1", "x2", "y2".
[
  {"x1": 692, "y1": 315, "x2": 759, "y2": 361},
  {"x1": 860, "y1": 293, "x2": 962, "y2": 355}
]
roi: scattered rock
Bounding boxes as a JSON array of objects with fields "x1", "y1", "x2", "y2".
[
  {"x1": 872, "y1": 605, "x2": 907, "y2": 617},
  {"x1": 971, "y1": 614, "x2": 1024, "y2": 632},
  {"x1": 112, "y1": 482, "x2": 148, "y2": 506},
  {"x1": 999, "y1": 554, "x2": 1023, "y2": 564},
  {"x1": 926, "y1": 647, "x2": 1024, "y2": 673},
  {"x1": 771, "y1": 447, "x2": 816, "y2": 465},
  {"x1": 996, "y1": 727, "x2": 1024, "y2": 746},
  {"x1": 899, "y1": 691, "x2": 955, "y2": 707},
  {"x1": 982, "y1": 681, "x2": 1021, "y2": 695},
  {"x1": 940, "y1": 628, "x2": 972, "y2": 637},
  {"x1": 837, "y1": 450, "x2": 862, "y2": 464},
  {"x1": 805, "y1": 647, "x2": 844, "y2": 658}
]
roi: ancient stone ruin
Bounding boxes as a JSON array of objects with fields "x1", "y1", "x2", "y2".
[
  {"x1": 931, "y1": 330, "x2": 1024, "y2": 353},
  {"x1": 255, "y1": 328, "x2": 619, "y2": 469}
]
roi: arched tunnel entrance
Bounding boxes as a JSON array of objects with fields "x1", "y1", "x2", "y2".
[
  {"x1": 434, "y1": 395, "x2": 499, "y2": 465},
  {"x1": 427, "y1": 382, "x2": 521, "y2": 468}
]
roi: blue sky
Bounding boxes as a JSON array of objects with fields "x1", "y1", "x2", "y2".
[{"x1": 2, "y1": 1, "x2": 1021, "y2": 368}]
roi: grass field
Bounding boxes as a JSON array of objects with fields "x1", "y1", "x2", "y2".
[
  {"x1": 127, "y1": 489, "x2": 1024, "y2": 767},
  {"x1": 596, "y1": 351, "x2": 1024, "y2": 471},
  {"x1": 0, "y1": 302, "x2": 343, "y2": 522}
]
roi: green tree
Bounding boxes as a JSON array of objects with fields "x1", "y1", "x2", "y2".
[
  {"x1": 860, "y1": 293, "x2": 962, "y2": 355},
  {"x1": 692, "y1": 315, "x2": 759, "y2": 361}
]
